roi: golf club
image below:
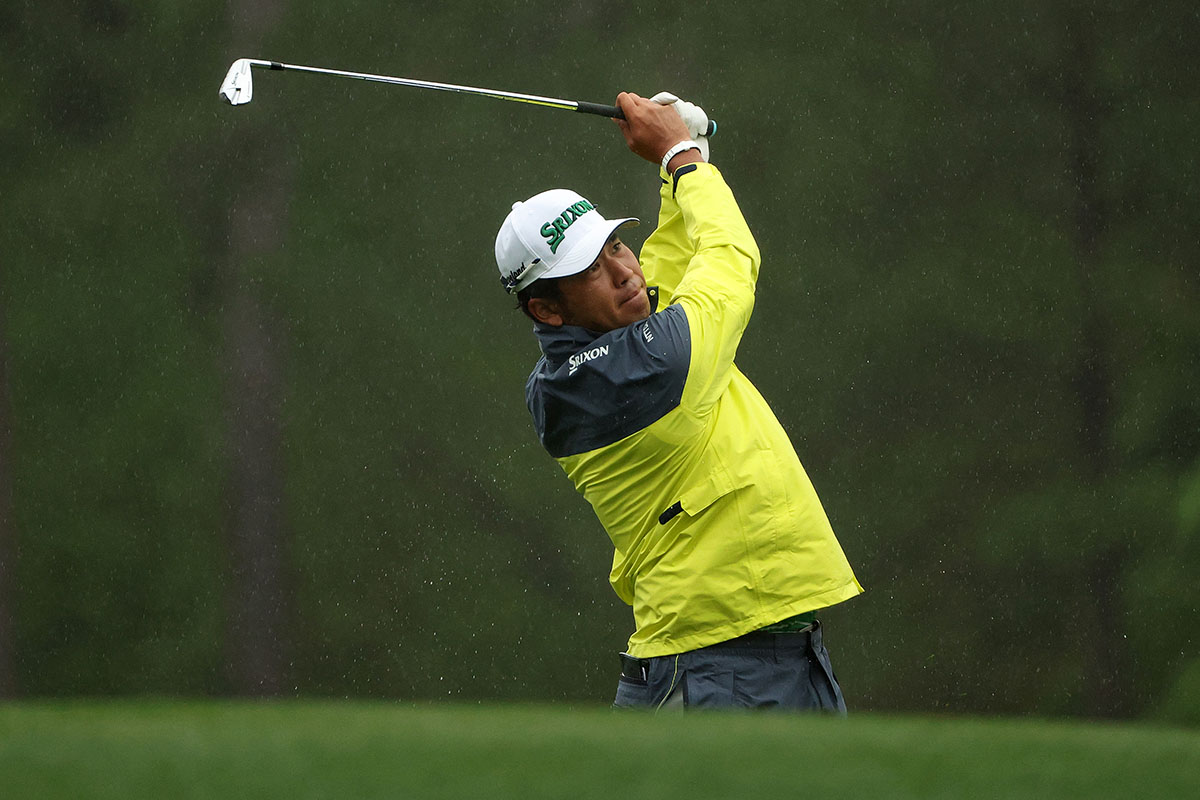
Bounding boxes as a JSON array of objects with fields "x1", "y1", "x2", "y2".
[{"x1": 218, "y1": 58, "x2": 717, "y2": 136}]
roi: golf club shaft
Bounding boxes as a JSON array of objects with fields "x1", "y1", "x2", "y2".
[{"x1": 238, "y1": 59, "x2": 717, "y2": 134}]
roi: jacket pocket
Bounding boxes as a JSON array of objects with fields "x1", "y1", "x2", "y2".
[{"x1": 659, "y1": 467, "x2": 753, "y2": 525}]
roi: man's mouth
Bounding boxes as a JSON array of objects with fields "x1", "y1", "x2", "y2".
[{"x1": 619, "y1": 288, "x2": 646, "y2": 307}]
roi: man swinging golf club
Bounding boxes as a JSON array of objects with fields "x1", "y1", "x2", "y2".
[{"x1": 496, "y1": 92, "x2": 863, "y2": 710}]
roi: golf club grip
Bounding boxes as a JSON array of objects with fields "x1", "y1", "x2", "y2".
[
  {"x1": 575, "y1": 101, "x2": 624, "y2": 120},
  {"x1": 575, "y1": 101, "x2": 717, "y2": 137}
]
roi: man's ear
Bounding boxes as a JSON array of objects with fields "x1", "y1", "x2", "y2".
[{"x1": 527, "y1": 297, "x2": 565, "y2": 327}]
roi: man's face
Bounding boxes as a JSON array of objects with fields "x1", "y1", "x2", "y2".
[{"x1": 551, "y1": 236, "x2": 651, "y2": 333}]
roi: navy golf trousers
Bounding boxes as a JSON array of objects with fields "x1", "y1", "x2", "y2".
[{"x1": 612, "y1": 621, "x2": 847, "y2": 712}]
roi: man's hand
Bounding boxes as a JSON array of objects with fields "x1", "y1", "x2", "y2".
[
  {"x1": 614, "y1": 92, "x2": 703, "y2": 173},
  {"x1": 649, "y1": 92, "x2": 711, "y2": 162}
]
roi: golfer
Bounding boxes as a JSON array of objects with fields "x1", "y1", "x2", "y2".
[{"x1": 495, "y1": 92, "x2": 863, "y2": 710}]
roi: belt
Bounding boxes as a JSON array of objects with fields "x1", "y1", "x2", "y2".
[
  {"x1": 620, "y1": 614, "x2": 819, "y2": 676},
  {"x1": 758, "y1": 610, "x2": 817, "y2": 634}
]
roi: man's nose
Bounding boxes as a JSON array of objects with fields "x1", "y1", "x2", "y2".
[{"x1": 608, "y1": 257, "x2": 634, "y2": 284}]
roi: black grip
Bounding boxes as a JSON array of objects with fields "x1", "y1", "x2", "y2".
[
  {"x1": 575, "y1": 101, "x2": 717, "y2": 137},
  {"x1": 575, "y1": 101, "x2": 624, "y2": 119}
]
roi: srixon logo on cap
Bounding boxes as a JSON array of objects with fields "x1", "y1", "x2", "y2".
[{"x1": 541, "y1": 199, "x2": 596, "y2": 254}]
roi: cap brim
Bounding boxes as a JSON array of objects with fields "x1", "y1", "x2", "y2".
[{"x1": 536, "y1": 217, "x2": 639, "y2": 283}]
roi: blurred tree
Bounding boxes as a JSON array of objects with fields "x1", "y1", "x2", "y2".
[
  {"x1": 0, "y1": 281, "x2": 14, "y2": 697},
  {"x1": 0, "y1": 8, "x2": 27, "y2": 689},
  {"x1": 218, "y1": 0, "x2": 294, "y2": 696},
  {"x1": 1059, "y1": 3, "x2": 1125, "y2": 718}
]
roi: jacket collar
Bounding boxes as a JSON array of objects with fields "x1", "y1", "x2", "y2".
[{"x1": 532, "y1": 286, "x2": 660, "y2": 368}]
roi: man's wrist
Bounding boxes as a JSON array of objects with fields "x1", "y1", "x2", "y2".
[
  {"x1": 661, "y1": 139, "x2": 703, "y2": 173},
  {"x1": 666, "y1": 148, "x2": 704, "y2": 175}
]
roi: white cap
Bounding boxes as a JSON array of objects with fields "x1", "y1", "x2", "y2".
[{"x1": 496, "y1": 189, "x2": 638, "y2": 294}]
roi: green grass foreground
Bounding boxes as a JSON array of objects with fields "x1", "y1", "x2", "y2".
[{"x1": 1, "y1": 702, "x2": 1196, "y2": 799}]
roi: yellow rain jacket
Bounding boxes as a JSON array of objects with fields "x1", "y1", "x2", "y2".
[{"x1": 526, "y1": 163, "x2": 862, "y2": 658}]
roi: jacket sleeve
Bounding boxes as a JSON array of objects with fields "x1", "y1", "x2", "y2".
[
  {"x1": 638, "y1": 169, "x2": 693, "y2": 306},
  {"x1": 665, "y1": 163, "x2": 761, "y2": 415}
]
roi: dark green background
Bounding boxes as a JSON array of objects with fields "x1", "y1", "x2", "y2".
[{"x1": 2, "y1": 0, "x2": 1197, "y2": 722}]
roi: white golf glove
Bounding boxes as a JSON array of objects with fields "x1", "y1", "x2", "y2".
[{"x1": 651, "y1": 91, "x2": 711, "y2": 162}]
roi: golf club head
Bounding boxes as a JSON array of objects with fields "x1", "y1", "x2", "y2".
[{"x1": 219, "y1": 59, "x2": 253, "y2": 105}]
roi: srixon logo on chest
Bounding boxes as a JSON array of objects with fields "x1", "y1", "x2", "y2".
[{"x1": 568, "y1": 344, "x2": 610, "y2": 375}]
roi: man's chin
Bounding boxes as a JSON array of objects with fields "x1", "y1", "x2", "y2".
[
  {"x1": 622, "y1": 305, "x2": 651, "y2": 326},
  {"x1": 621, "y1": 293, "x2": 651, "y2": 319}
]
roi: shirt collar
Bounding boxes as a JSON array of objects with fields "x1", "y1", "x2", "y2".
[{"x1": 531, "y1": 286, "x2": 660, "y2": 367}]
